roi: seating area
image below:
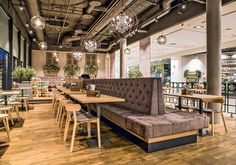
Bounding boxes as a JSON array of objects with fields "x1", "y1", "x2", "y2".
[{"x1": 1, "y1": 0, "x2": 236, "y2": 164}]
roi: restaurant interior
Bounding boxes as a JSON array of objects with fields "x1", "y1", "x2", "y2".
[{"x1": 1, "y1": 0, "x2": 236, "y2": 164}]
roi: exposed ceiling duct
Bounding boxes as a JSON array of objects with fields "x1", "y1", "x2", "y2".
[
  {"x1": 84, "y1": 0, "x2": 135, "y2": 40},
  {"x1": 140, "y1": 0, "x2": 174, "y2": 29},
  {"x1": 25, "y1": 0, "x2": 44, "y2": 41}
]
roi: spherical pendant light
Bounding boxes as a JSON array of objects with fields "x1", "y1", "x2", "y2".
[
  {"x1": 31, "y1": 15, "x2": 46, "y2": 30},
  {"x1": 124, "y1": 48, "x2": 131, "y2": 55},
  {"x1": 38, "y1": 42, "x2": 47, "y2": 50},
  {"x1": 157, "y1": 35, "x2": 167, "y2": 45}
]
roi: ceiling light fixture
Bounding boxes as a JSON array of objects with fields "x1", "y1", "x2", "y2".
[
  {"x1": 26, "y1": 23, "x2": 29, "y2": 27},
  {"x1": 38, "y1": 42, "x2": 47, "y2": 50},
  {"x1": 157, "y1": 35, "x2": 167, "y2": 45},
  {"x1": 110, "y1": 0, "x2": 138, "y2": 36},
  {"x1": 82, "y1": 38, "x2": 100, "y2": 52},
  {"x1": 178, "y1": 1, "x2": 187, "y2": 15},
  {"x1": 124, "y1": 48, "x2": 131, "y2": 55},
  {"x1": 31, "y1": 15, "x2": 46, "y2": 30},
  {"x1": 72, "y1": 50, "x2": 82, "y2": 59},
  {"x1": 19, "y1": 0, "x2": 24, "y2": 11},
  {"x1": 29, "y1": 30, "x2": 33, "y2": 34},
  {"x1": 193, "y1": 25, "x2": 204, "y2": 29},
  {"x1": 33, "y1": 38, "x2": 36, "y2": 42}
]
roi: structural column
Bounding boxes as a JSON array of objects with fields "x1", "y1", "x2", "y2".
[
  {"x1": 139, "y1": 37, "x2": 151, "y2": 77},
  {"x1": 120, "y1": 38, "x2": 127, "y2": 78},
  {"x1": 206, "y1": 0, "x2": 221, "y2": 123}
]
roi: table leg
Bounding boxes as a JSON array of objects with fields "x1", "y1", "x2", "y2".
[
  {"x1": 21, "y1": 89, "x2": 24, "y2": 110},
  {"x1": 198, "y1": 99, "x2": 209, "y2": 136},
  {"x1": 4, "y1": 95, "x2": 7, "y2": 105},
  {"x1": 96, "y1": 104, "x2": 101, "y2": 119},
  {"x1": 178, "y1": 97, "x2": 182, "y2": 110}
]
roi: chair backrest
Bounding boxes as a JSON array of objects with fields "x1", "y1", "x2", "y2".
[
  {"x1": 204, "y1": 97, "x2": 224, "y2": 112},
  {"x1": 65, "y1": 104, "x2": 81, "y2": 123}
]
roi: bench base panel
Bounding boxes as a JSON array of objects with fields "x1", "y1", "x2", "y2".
[{"x1": 102, "y1": 116, "x2": 197, "y2": 153}]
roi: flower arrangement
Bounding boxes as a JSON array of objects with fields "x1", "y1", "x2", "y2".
[
  {"x1": 128, "y1": 68, "x2": 143, "y2": 78},
  {"x1": 13, "y1": 66, "x2": 36, "y2": 82},
  {"x1": 43, "y1": 64, "x2": 60, "y2": 74},
  {"x1": 84, "y1": 66, "x2": 98, "y2": 75},
  {"x1": 64, "y1": 64, "x2": 80, "y2": 78}
]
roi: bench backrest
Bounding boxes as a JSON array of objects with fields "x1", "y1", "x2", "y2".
[{"x1": 83, "y1": 78, "x2": 165, "y2": 115}]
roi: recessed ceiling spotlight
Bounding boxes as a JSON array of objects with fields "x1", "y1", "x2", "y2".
[
  {"x1": 26, "y1": 23, "x2": 29, "y2": 27},
  {"x1": 19, "y1": 6, "x2": 24, "y2": 11},
  {"x1": 193, "y1": 25, "x2": 204, "y2": 29},
  {"x1": 59, "y1": 45, "x2": 63, "y2": 48},
  {"x1": 33, "y1": 38, "x2": 36, "y2": 42},
  {"x1": 29, "y1": 30, "x2": 33, "y2": 34}
]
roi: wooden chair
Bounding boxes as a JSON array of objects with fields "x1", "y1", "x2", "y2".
[
  {"x1": 194, "y1": 97, "x2": 227, "y2": 136},
  {"x1": 0, "y1": 106, "x2": 14, "y2": 125},
  {"x1": 63, "y1": 104, "x2": 101, "y2": 152},
  {"x1": 9, "y1": 102, "x2": 21, "y2": 121},
  {"x1": 0, "y1": 114, "x2": 10, "y2": 141}
]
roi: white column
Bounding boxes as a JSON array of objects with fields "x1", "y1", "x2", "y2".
[
  {"x1": 120, "y1": 38, "x2": 127, "y2": 78},
  {"x1": 206, "y1": 0, "x2": 222, "y2": 123},
  {"x1": 139, "y1": 37, "x2": 151, "y2": 77}
]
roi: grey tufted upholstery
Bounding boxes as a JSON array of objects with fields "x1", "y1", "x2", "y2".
[
  {"x1": 83, "y1": 78, "x2": 165, "y2": 115},
  {"x1": 79, "y1": 78, "x2": 209, "y2": 140}
]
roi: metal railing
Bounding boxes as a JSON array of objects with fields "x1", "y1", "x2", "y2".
[{"x1": 164, "y1": 82, "x2": 236, "y2": 117}]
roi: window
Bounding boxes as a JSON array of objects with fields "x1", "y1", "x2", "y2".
[
  {"x1": 46, "y1": 52, "x2": 57, "y2": 65},
  {"x1": 66, "y1": 53, "x2": 78, "y2": 65},
  {"x1": 85, "y1": 54, "x2": 97, "y2": 66}
]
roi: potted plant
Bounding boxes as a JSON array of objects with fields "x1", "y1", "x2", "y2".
[
  {"x1": 24, "y1": 67, "x2": 36, "y2": 81},
  {"x1": 43, "y1": 64, "x2": 60, "y2": 76},
  {"x1": 64, "y1": 64, "x2": 80, "y2": 79},
  {"x1": 13, "y1": 67, "x2": 26, "y2": 83},
  {"x1": 195, "y1": 70, "x2": 202, "y2": 83},
  {"x1": 184, "y1": 69, "x2": 189, "y2": 81},
  {"x1": 84, "y1": 66, "x2": 98, "y2": 76},
  {"x1": 128, "y1": 68, "x2": 143, "y2": 78}
]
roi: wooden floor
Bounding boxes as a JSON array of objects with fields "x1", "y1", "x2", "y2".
[{"x1": 1, "y1": 104, "x2": 236, "y2": 165}]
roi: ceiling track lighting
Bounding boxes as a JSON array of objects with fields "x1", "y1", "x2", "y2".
[{"x1": 178, "y1": 0, "x2": 187, "y2": 15}]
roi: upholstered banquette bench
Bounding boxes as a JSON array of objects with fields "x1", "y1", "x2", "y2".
[{"x1": 81, "y1": 78, "x2": 209, "y2": 152}]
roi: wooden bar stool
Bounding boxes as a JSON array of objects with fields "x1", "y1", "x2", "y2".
[
  {"x1": 0, "y1": 114, "x2": 10, "y2": 141},
  {"x1": 63, "y1": 104, "x2": 101, "y2": 152},
  {"x1": 0, "y1": 106, "x2": 14, "y2": 125}
]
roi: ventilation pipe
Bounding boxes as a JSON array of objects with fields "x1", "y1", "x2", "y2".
[
  {"x1": 25, "y1": 0, "x2": 44, "y2": 41},
  {"x1": 85, "y1": 0, "x2": 134, "y2": 39},
  {"x1": 140, "y1": 0, "x2": 174, "y2": 29},
  {"x1": 86, "y1": 0, "x2": 102, "y2": 14}
]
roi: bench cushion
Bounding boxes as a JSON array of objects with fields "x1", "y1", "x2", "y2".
[{"x1": 101, "y1": 104, "x2": 209, "y2": 139}]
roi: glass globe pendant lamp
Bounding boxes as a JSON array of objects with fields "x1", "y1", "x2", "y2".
[
  {"x1": 38, "y1": 42, "x2": 47, "y2": 50},
  {"x1": 157, "y1": 35, "x2": 167, "y2": 45},
  {"x1": 31, "y1": 15, "x2": 46, "y2": 30}
]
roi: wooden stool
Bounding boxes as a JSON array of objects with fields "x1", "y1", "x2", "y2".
[
  {"x1": 0, "y1": 106, "x2": 14, "y2": 125},
  {"x1": 0, "y1": 114, "x2": 10, "y2": 141},
  {"x1": 15, "y1": 97, "x2": 29, "y2": 111},
  {"x1": 63, "y1": 104, "x2": 101, "y2": 152}
]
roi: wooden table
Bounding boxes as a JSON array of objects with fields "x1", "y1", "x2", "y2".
[
  {"x1": 69, "y1": 94, "x2": 125, "y2": 118},
  {"x1": 0, "y1": 91, "x2": 21, "y2": 105},
  {"x1": 187, "y1": 89, "x2": 207, "y2": 94},
  {"x1": 57, "y1": 87, "x2": 85, "y2": 95},
  {"x1": 164, "y1": 93, "x2": 224, "y2": 136}
]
